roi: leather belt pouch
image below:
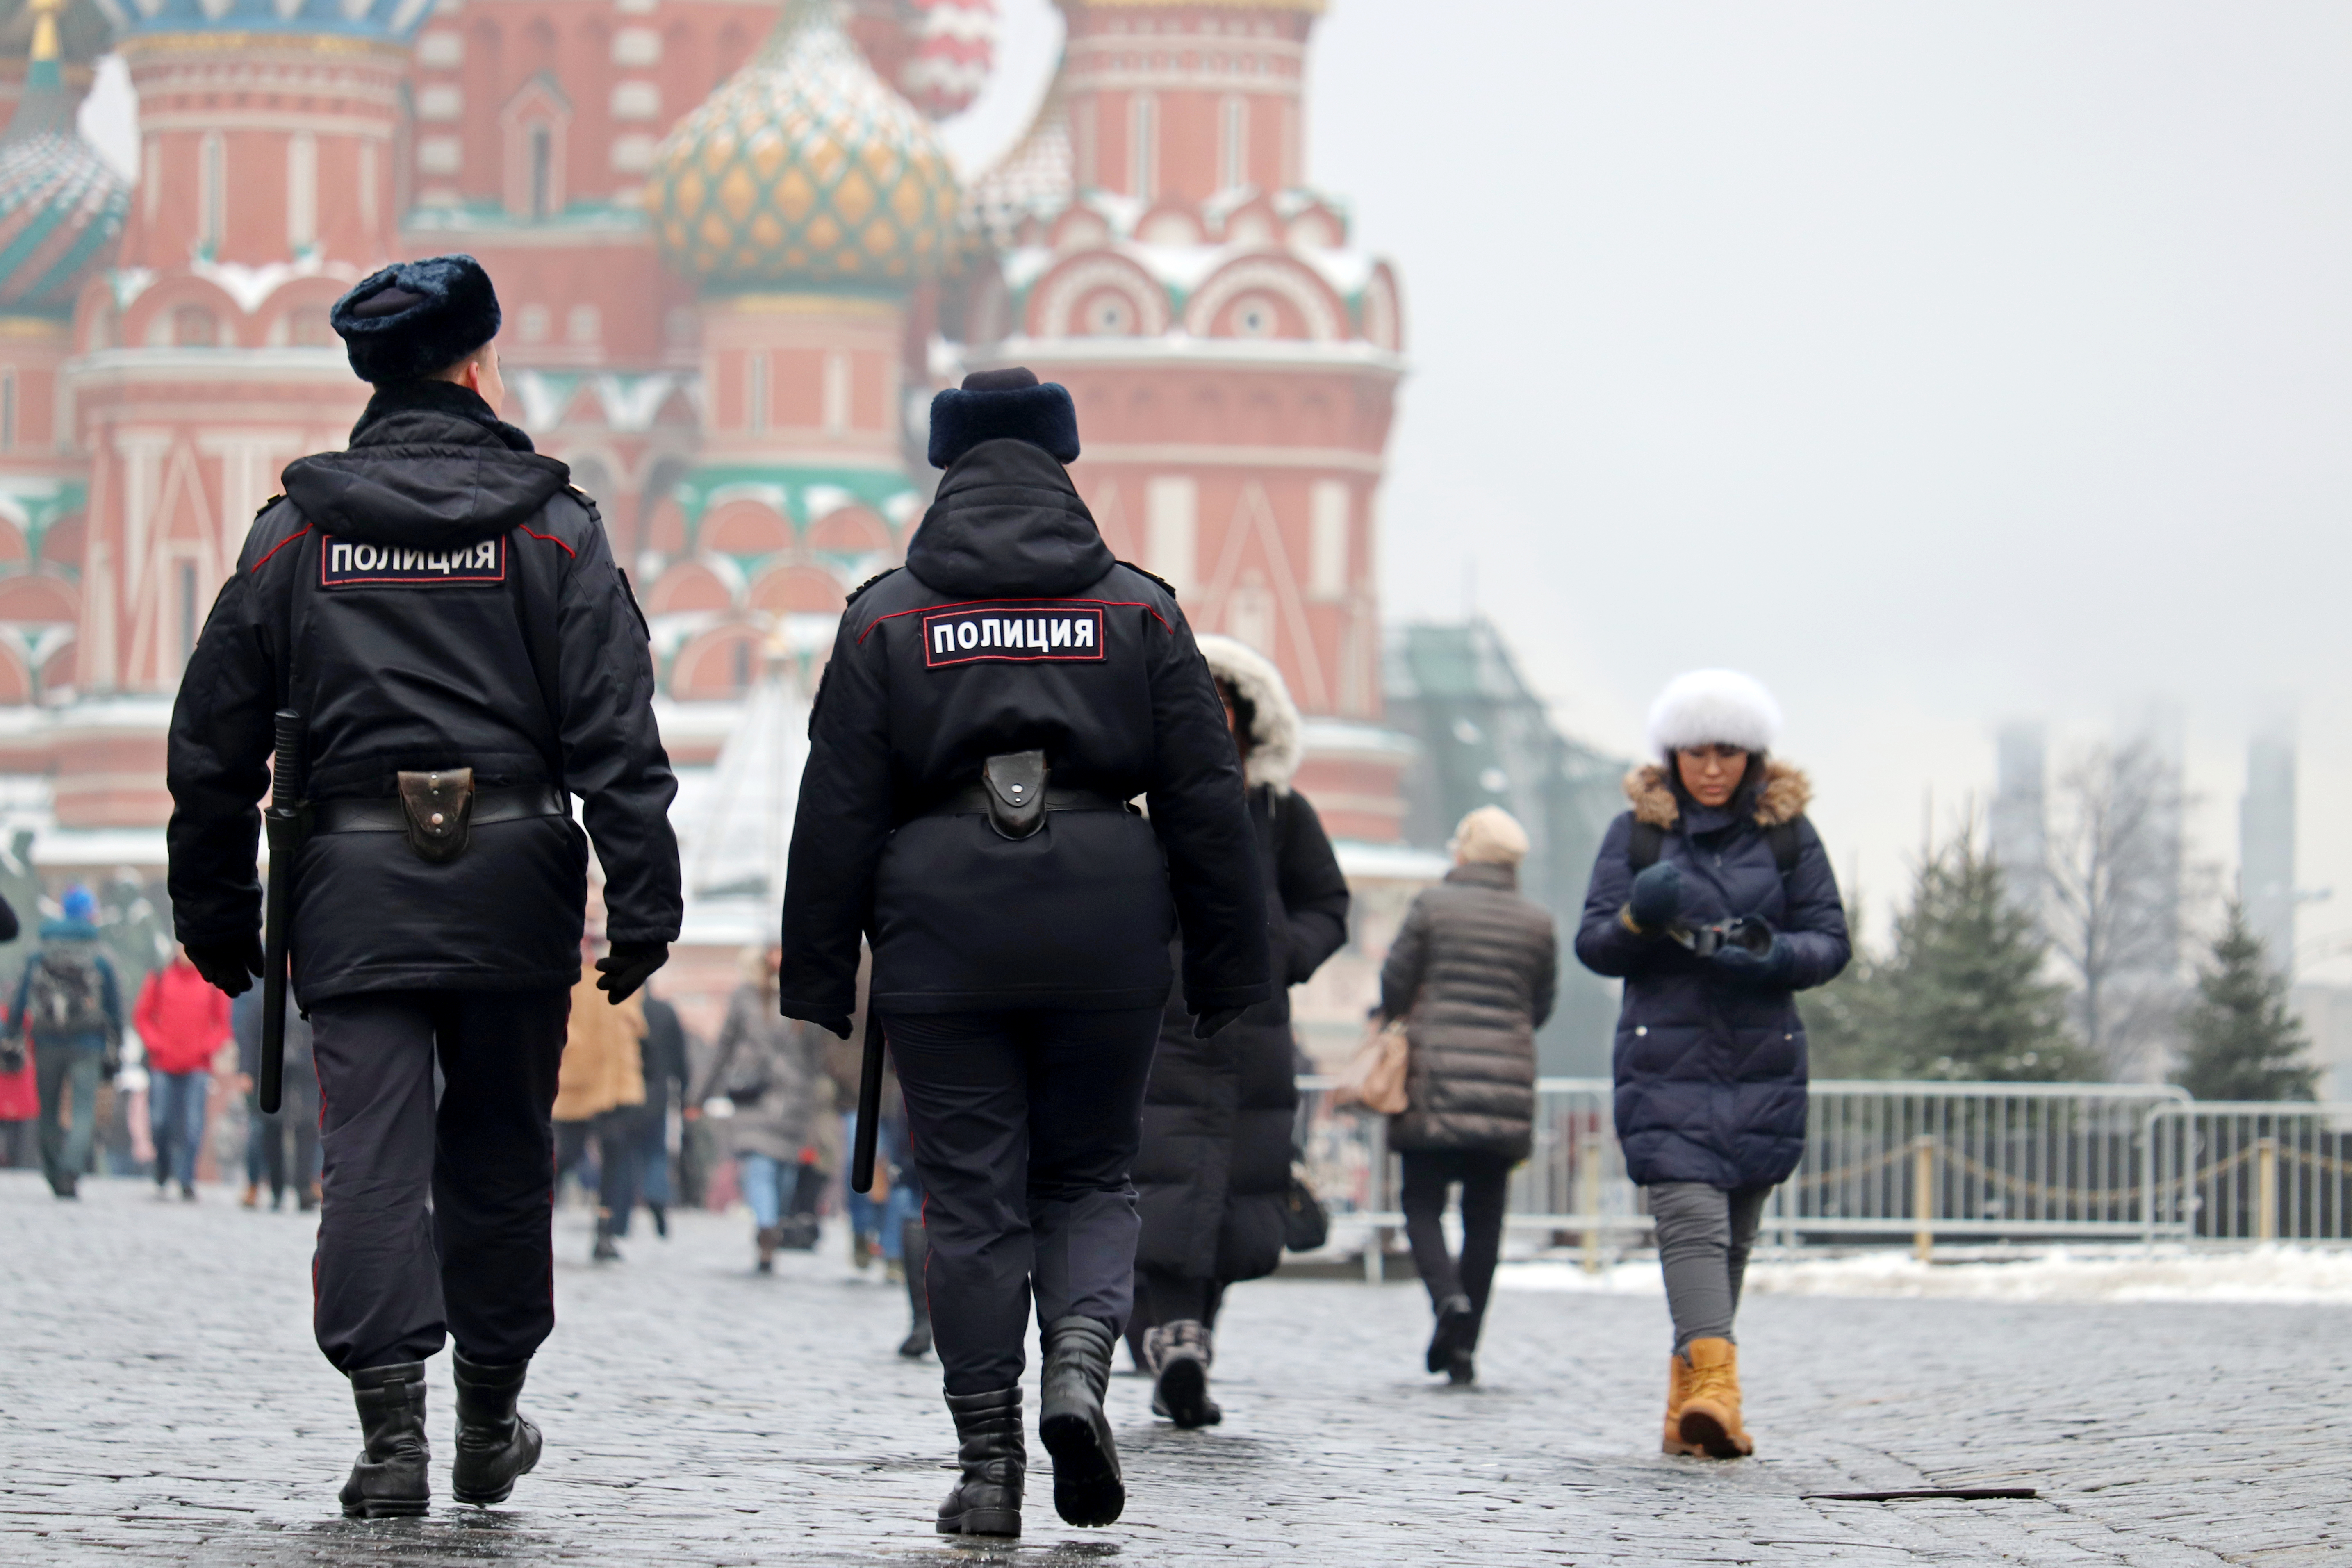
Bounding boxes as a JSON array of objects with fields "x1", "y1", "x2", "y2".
[
  {"x1": 396, "y1": 768, "x2": 475, "y2": 863},
  {"x1": 981, "y1": 750, "x2": 1048, "y2": 840}
]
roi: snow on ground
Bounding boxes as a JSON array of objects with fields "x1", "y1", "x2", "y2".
[{"x1": 1496, "y1": 1245, "x2": 2352, "y2": 1305}]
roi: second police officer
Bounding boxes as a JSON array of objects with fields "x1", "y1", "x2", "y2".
[
  {"x1": 165, "y1": 255, "x2": 682, "y2": 1518},
  {"x1": 779, "y1": 368, "x2": 1270, "y2": 1538}
]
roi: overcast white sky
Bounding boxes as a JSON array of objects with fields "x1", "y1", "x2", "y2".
[
  {"x1": 946, "y1": 1, "x2": 2352, "y2": 978},
  {"x1": 87, "y1": 4, "x2": 2352, "y2": 977}
]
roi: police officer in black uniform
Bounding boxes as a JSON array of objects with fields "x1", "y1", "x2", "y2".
[
  {"x1": 779, "y1": 368, "x2": 1270, "y2": 1538},
  {"x1": 165, "y1": 255, "x2": 681, "y2": 1518}
]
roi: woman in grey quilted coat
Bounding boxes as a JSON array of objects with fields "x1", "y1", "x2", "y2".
[
  {"x1": 1378, "y1": 806, "x2": 1557, "y2": 1384},
  {"x1": 698, "y1": 944, "x2": 836, "y2": 1272}
]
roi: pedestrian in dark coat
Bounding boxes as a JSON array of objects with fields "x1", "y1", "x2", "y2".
[
  {"x1": 164, "y1": 255, "x2": 681, "y2": 1519},
  {"x1": 1380, "y1": 807, "x2": 1556, "y2": 1386},
  {"x1": 1128, "y1": 635, "x2": 1348, "y2": 1429},
  {"x1": 778, "y1": 367, "x2": 1270, "y2": 1539},
  {"x1": 1574, "y1": 668, "x2": 1848, "y2": 1463}
]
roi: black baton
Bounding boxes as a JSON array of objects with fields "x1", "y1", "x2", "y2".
[
  {"x1": 257, "y1": 709, "x2": 305, "y2": 1116},
  {"x1": 849, "y1": 1006, "x2": 885, "y2": 1195}
]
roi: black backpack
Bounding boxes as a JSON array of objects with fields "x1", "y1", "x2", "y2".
[
  {"x1": 27, "y1": 947, "x2": 109, "y2": 1037},
  {"x1": 1628, "y1": 817, "x2": 1802, "y2": 879}
]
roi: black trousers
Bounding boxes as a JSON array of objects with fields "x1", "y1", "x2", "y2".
[
  {"x1": 248, "y1": 1068, "x2": 321, "y2": 1200},
  {"x1": 556, "y1": 1106, "x2": 644, "y2": 1227},
  {"x1": 886, "y1": 1007, "x2": 1159, "y2": 1396},
  {"x1": 310, "y1": 988, "x2": 571, "y2": 1373},
  {"x1": 1400, "y1": 1150, "x2": 1514, "y2": 1339}
]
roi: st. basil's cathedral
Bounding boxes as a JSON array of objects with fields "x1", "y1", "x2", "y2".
[{"x1": 0, "y1": 0, "x2": 1427, "y2": 1044}]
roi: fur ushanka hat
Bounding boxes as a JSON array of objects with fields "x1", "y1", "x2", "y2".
[
  {"x1": 330, "y1": 255, "x2": 503, "y2": 385},
  {"x1": 927, "y1": 366, "x2": 1081, "y2": 469},
  {"x1": 1646, "y1": 669, "x2": 1783, "y2": 757}
]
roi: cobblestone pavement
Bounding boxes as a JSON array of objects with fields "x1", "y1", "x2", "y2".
[{"x1": 3, "y1": 1170, "x2": 2347, "y2": 1567}]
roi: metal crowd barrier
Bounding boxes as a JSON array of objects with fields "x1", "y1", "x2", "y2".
[
  {"x1": 2143, "y1": 1102, "x2": 2352, "y2": 1246},
  {"x1": 1293, "y1": 1077, "x2": 2352, "y2": 1271}
]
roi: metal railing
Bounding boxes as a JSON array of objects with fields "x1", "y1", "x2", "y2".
[
  {"x1": 2143, "y1": 1102, "x2": 2352, "y2": 1246},
  {"x1": 1293, "y1": 1077, "x2": 2352, "y2": 1268},
  {"x1": 1771, "y1": 1080, "x2": 2188, "y2": 1252}
]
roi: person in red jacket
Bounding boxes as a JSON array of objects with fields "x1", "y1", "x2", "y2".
[{"x1": 137, "y1": 944, "x2": 231, "y2": 1200}]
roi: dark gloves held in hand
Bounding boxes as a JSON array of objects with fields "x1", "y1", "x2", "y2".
[
  {"x1": 1711, "y1": 919, "x2": 1794, "y2": 986},
  {"x1": 1193, "y1": 1005, "x2": 1246, "y2": 1040},
  {"x1": 1626, "y1": 861, "x2": 1685, "y2": 932},
  {"x1": 594, "y1": 941, "x2": 669, "y2": 1003},
  {"x1": 187, "y1": 933, "x2": 265, "y2": 997}
]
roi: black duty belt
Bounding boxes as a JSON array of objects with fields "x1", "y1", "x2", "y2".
[
  {"x1": 923, "y1": 784, "x2": 1134, "y2": 820},
  {"x1": 311, "y1": 784, "x2": 569, "y2": 835}
]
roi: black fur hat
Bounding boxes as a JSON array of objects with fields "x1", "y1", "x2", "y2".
[
  {"x1": 330, "y1": 255, "x2": 503, "y2": 385},
  {"x1": 927, "y1": 366, "x2": 1081, "y2": 469}
]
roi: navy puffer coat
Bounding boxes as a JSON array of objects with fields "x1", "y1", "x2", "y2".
[{"x1": 1575, "y1": 761, "x2": 1849, "y2": 1189}]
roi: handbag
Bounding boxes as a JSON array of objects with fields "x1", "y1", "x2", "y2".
[
  {"x1": 1333, "y1": 1015, "x2": 1409, "y2": 1115},
  {"x1": 1282, "y1": 1167, "x2": 1330, "y2": 1253}
]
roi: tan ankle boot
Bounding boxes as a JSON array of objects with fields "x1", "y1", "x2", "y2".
[
  {"x1": 1661, "y1": 1352, "x2": 1702, "y2": 1456},
  {"x1": 1676, "y1": 1338, "x2": 1753, "y2": 1459}
]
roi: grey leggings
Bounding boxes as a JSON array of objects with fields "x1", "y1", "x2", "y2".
[{"x1": 1648, "y1": 1182, "x2": 1772, "y2": 1351}]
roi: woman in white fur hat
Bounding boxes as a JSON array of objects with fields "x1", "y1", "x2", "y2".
[{"x1": 1574, "y1": 670, "x2": 1850, "y2": 1460}]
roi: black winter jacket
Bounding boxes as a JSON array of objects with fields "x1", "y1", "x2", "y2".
[
  {"x1": 779, "y1": 439, "x2": 1271, "y2": 1020},
  {"x1": 1135, "y1": 784, "x2": 1348, "y2": 1282},
  {"x1": 1382, "y1": 861, "x2": 1557, "y2": 1160},
  {"x1": 167, "y1": 380, "x2": 682, "y2": 1002},
  {"x1": 1574, "y1": 762, "x2": 1849, "y2": 1188}
]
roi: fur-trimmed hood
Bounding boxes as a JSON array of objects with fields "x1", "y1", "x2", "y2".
[
  {"x1": 1623, "y1": 760, "x2": 1811, "y2": 830},
  {"x1": 1196, "y1": 634, "x2": 1302, "y2": 792}
]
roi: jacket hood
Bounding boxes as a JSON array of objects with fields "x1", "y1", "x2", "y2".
[
  {"x1": 36, "y1": 919, "x2": 99, "y2": 943},
  {"x1": 281, "y1": 380, "x2": 571, "y2": 549},
  {"x1": 904, "y1": 438, "x2": 1113, "y2": 599},
  {"x1": 1624, "y1": 760, "x2": 1810, "y2": 830},
  {"x1": 1195, "y1": 633, "x2": 1302, "y2": 792}
]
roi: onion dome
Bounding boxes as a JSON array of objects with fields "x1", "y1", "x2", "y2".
[
  {"x1": 0, "y1": 0, "x2": 123, "y2": 314},
  {"x1": 647, "y1": 0, "x2": 961, "y2": 293},
  {"x1": 897, "y1": 0, "x2": 997, "y2": 120},
  {"x1": 89, "y1": 0, "x2": 433, "y2": 42}
]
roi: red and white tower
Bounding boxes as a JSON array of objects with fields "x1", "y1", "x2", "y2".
[
  {"x1": 961, "y1": 0, "x2": 1408, "y2": 844},
  {"x1": 58, "y1": 0, "x2": 427, "y2": 828}
]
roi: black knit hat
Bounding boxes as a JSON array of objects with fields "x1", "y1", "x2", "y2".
[
  {"x1": 330, "y1": 255, "x2": 503, "y2": 385},
  {"x1": 926, "y1": 366, "x2": 1081, "y2": 469}
]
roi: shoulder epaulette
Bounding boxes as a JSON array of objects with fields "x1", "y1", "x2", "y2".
[
  {"x1": 254, "y1": 494, "x2": 285, "y2": 519},
  {"x1": 845, "y1": 567, "x2": 900, "y2": 606},
  {"x1": 1116, "y1": 559, "x2": 1178, "y2": 598}
]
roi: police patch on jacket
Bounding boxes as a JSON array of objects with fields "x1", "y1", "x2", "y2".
[
  {"x1": 923, "y1": 603, "x2": 1106, "y2": 667},
  {"x1": 321, "y1": 536, "x2": 505, "y2": 587}
]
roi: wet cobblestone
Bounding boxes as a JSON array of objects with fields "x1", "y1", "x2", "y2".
[{"x1": 1, "y1": 1170, "x2": 2346, "y2": 1566}]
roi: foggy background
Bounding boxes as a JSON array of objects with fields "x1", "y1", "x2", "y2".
[{"x1": 81, "y1": 1, "x2": 2352, "y2": 972}]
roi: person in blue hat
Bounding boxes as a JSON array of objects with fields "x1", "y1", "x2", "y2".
[
  {"x1": 6, "y1": 883, "x2": 121, "y2": 1199},
  {"x1": 165, "y1": 254, "x2": 681, "y2": 1519}
]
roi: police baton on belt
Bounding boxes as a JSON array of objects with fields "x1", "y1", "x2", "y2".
[
  {"x1": 257, "y1": 709, "x2": 306, "y2": 1116},
  {"x1": 850, "y1": 1007, "x2": 885, "y2": 1195}
]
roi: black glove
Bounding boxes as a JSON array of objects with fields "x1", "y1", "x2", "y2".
[
  {"x1": 1625, "y1": 861, "x2": 1685, "y2": 932},
  {"x1": 1711, "y1": 920, "x2": 1794, "y2": 987},
  {"x1": 811, "y1": 1016, "x2": 854, "y2": 1040},
  {"x1": 1193, "y1": 1006, "x2": 1247, "y2": 1040},
  {"x1": 594, "y1": 941, "x2": 669, "y2": 1003},
  {"x1": 186, "y1": 933, "x2": 264, "y2": 997}
]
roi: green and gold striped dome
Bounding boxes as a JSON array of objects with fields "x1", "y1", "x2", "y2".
[{"x1": 647, "y1": 0, "x2": 961, "y2": 293}]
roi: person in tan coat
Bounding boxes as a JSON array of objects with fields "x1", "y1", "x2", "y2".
[{"x1": 554, "y1": 936, "x2": 648, "y2": 1262}]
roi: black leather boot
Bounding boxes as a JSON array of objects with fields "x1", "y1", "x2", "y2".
[
  {"x1": 1038, "y1": 1316, "x2": 1124, "y2": 1527},
  {"x1": 1427, "y1": 1293, "x2": 1475, "y2": 1375},
  {"x1": 449, "y1": 1352, "x2": 542, "y2": 1506},
  {"x1": 897, "y1": 1220, "x2": 932, "y2": 1358},
  {"x1": 936, "y1": 1387, "x2": 1023, "y2": 1537},
  {"x1": 1149, "y1": 1320, "x2": 1220, "y2": 1429},
  {"x1": 338, "y1": 1361, "x2": 430, "y2": 1518}
]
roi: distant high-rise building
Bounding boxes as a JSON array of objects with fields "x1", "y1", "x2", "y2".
[
  {"x1": 2241, "y1": 722, "x2": 2297, "y2": 974},
  {"x1": 1991, "y1": 722, "x2": 2047, "y2": 918}
]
